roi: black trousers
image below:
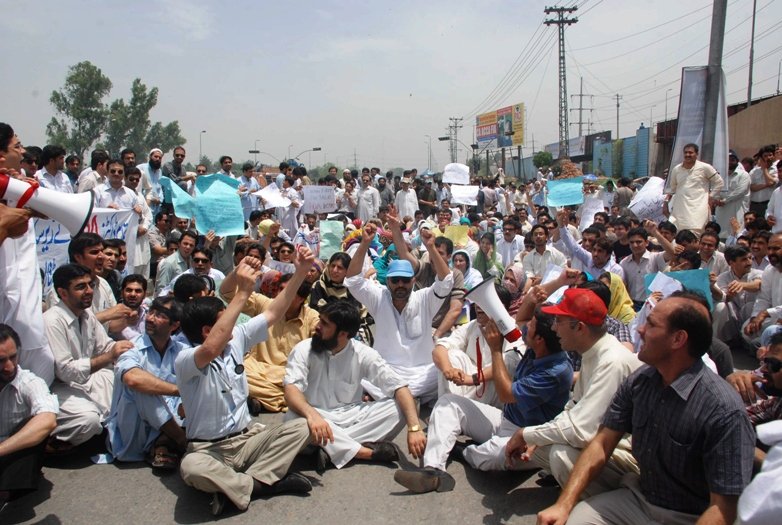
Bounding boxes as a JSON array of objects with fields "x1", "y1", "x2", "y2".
[{"x1": 0, "y1": 440, "x2": 46, "y2": 494}]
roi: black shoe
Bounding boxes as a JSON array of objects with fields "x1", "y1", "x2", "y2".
[
  {"x1": 211, "y1": 492, "x2": 226, "y2": 516},
  {"x1": 269, "y1": 472, "x2": 312, "y2": 495},
  {"x1": 535, "y1": 471, "x2": 559, "y2": 487},
  {"x1": 448, "y1": 441, "x2": 468, "y2": 463},
  {"x1": 362, "y1": 441, "x2": 399, "y2": 462},
  {"x1": 394, "y1": 467, "x2": 455, "y2": 494},
  {"x1": 315, "y1": 448, "x2": 331, "y2": 475}
]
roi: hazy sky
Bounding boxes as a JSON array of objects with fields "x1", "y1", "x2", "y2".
[{"x1": 1, "y1": 0, "x2": 778, "y2": 170}]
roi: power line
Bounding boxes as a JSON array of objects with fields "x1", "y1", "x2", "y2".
[{"x1": 545, "y1": 4, "x2": 579, "y2": 157}]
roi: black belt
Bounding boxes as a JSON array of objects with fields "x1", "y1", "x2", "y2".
[{"x1": 188, "y1": 427, "x2": 249, "y2": 444}]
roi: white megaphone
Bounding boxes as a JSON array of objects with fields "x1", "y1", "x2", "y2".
[
  {"x1": 0, "y1": 173, "x2": 94, "y2": 236},
  {"x1": 465, "y1": 277, "x2": 522, "y2": 343}
]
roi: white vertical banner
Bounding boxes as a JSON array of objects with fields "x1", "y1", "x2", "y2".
[
  {"x1": 35, "y1": 208, "x2": 139, "y2": 296},
  {"x1": 668, "y1": 66, "x2": 729, "y2": 191}
]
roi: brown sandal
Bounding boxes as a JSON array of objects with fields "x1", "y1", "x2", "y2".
[{"x1": 147, "y1": 446, "x2": 179, "y2": 471}]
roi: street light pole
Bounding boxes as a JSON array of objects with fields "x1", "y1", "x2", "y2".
[
  {"x1": 254, "y1": 139, "x2": 260, "y2": 165},
  {"x1": 288, "y1": 145, "x2": 293, "y2": 161},
  {"x1": 199, "y1": 130, "x2": 206, "y2": 161},
  {"x1": 424, "y1": 135, "x2": 432, "y2": 171}
]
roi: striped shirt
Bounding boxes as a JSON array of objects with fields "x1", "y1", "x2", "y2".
[
  {"x1": 0, "y1": 366, "x2": 59, "y2": 440},
  {"x1": 602, "y1": 360, "x2": 754, "y2": 515}
]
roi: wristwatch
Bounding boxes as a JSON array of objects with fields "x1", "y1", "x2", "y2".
[{"x1": 408, "y1": 424, "x2": 421, "y2": 433}]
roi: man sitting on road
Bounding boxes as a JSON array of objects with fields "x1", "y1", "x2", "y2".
[
  {"x1": 284, "y1": 300, "x2": 425, "y2": 471},
  {"x1": 393, "y1": 306, "x2": 572, "y2": 493},
  {"x1": 106, "y1": 297, "x2": 187, "y2": 469}
]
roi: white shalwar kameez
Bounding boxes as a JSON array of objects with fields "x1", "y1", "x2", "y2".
[
  {"x1": 284, "y1": 338, "x2": 407, "y2": 468},
  {"x1": 345, "y1": 272, "x2": 453, "y2": 401},
  {"x1": 434, "y1": 320, "x2": 522, "y2": 408}
]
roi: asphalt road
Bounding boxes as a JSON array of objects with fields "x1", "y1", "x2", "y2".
[
  {"x1": 5, "y1": 411, "x2": 559, "y2": 525},
  {"x1": 6, "y1": 352, "x2": 756, "y2": 524}
]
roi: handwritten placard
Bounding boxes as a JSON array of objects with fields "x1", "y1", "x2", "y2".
[
  {"x1": 302, "y1": 186, "x2": 337, "y2": 214},
  {"x1": 36, "y1": 208, "x2": 139, "y2": 297},
  {"x1": 162, "y1": 176, "x2": 245, "y2": 237},
  {"x1": 254, "y1": 184, "x2": 291, "y2": 210},
  {"x1": 629, "y1": 176, "x2": 666, "y2": 223}
]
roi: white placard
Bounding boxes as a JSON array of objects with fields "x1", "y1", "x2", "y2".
[
  {"x1": 451, "y1": 185, "x2": 480, "y2": 206},
  {"x1": 579, "y1": 194, "x2": 605, "y2": 232},
  {"x1": 267, "y1": 259, "x2": 295, "y2": 275},
  {"x1": 302, "y1": 186, "x2": 337, "y2": 214},
  {"x1": 254, "y1": 184, "x2": 291, "y2": 209},
  {"x1": 442, "y1": 163, "x2": 470, "y2": 185},
  {"x1": 628, "y1": 176, "x2": 666, "y2": 223}
]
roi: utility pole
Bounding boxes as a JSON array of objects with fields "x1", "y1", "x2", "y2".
[
  {"x1": 570, "y1": 77, "x2": 593, "y2": 137},
  {"x1": 544, "y1": 5, "x2": 578, "y2": 158},
  {"x1": 747, "y1": 0, "x2": 757, "y2": 107},
  {"x1": 447, "y1": 117, "x2": 463, "y2": 164},
  {"x1": 615, "y1": 94, "x2": 622, "y2": 139},
  {"x1": 353, "y1": 149, "x2": 358, "y2": 169},
  {"x1": 702, "y1": 0, "x2": 727, "y2": 165}
]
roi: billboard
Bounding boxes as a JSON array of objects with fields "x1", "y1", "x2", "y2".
[{"x1": 476, "y1": 102, "x2": 525, "y2": 146}]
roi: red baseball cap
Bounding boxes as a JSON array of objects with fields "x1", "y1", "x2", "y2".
[{"x1": 541, "y1": 288, "x2": 607, "y2": 326}]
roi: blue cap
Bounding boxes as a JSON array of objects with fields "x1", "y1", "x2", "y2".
[{"x1": 386, "y1": 259, "x2": 415, "y2": 279}]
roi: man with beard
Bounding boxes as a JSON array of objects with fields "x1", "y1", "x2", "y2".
[
  {"x1": 714, "y1": 150, "x2": 750, "y2": 237},
  {"x1": 123, "y1": 166, "x2": 153, "y2": 277},
  {"x1": 345, "y1": 223, "x2": 453, "y2": 401},
  {"x1": 376, "y1": 175, "x2": 394, "y2": 208},
  {"x1": 284, "y1": 300, "x2": 425, "y2": 471},
  {"x1": 109, "y1": 274, "x2": 148, "y2": 341},
  {"x1": 743, "y1": 233, "x2": 782, "y2": 347},
  {"x1": 162, "y1": 146, "x2": 193, "y2": 192},
  {"x1": 139, "y1": 148, "x2": 165, "y2": 216},
  {"x1": 106, "y1": 296, "x2": 187, "y2": 469},
  {"x1": 0, "y1": 324, "x2": 58, "y2": 506},
  {"x1": 100, "y1": 239, "x2": 124, "y2": 301},
  {"x1": 44, "y1": 264, "x2": 134, "y2": 451},
  {"x1": 218, "y1": 155, "x2": 235, "y2": 178},
  {"x1": 121, "y1": 148, "x2": 136, "y2": 172}
]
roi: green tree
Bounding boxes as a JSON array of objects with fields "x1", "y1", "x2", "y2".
[
  {"x1": 46, "y1": 61, "x2": 112, "y2": 160},
  {"x1": 532, "y1": 150, "x2": 553, "y2": 169},
  {"x1": 102, "y1": 78, "x2": 185, "y2": 157}
]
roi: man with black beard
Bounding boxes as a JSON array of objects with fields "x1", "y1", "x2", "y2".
[
  {"x1": 283, "y1": 300, "x2": 426, "y2": 472},
  {"x1": 139, "y1": 148, "x2": 166, "y2": 216}
]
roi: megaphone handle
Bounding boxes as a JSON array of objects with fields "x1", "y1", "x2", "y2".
[
  {"x1": 474, "y1": 338, "x2": 486, "y2": 399},
  {"x1": 15, "y1": 179, "x2": 38, "y2": 209}
]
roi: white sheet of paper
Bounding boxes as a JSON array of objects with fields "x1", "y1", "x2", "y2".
[
  {"x1": 451, "y1": 185, "x2": 480, "y2": 205},
  {"x1": 254, "y1": 184, "x2": 291, "y2": 209},
  {"x1": 541, "y1": 263, "x2": 564, "y2": 285},
  {"x1": 647, "y1": 271, "x2": 682, "y2": 297}
]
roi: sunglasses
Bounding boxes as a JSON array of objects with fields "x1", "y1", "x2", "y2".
[
  {"x1": 762, "y1": 357, "x2": 782, "y2": 373},
  {"x1": 193, "y1": 257, "x2": 210, "y2": 263},
  {"x1": 109, "y1": 169, "x2": 124, "y2": 174},
  {"x1": 388, "y1": 276, "x2": 412, "y2": 285}
]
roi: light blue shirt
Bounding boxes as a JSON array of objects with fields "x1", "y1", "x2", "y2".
[
  {"x1": 106, "y1": 334, "x2": 185, "y2": 461},
  {"x1": 175, "y1": 315, "x2": 269, "y2": 440}
]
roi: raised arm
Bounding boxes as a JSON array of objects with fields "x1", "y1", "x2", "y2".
[
  {"x1": 644, "y1": 220, "x2": 676, "y2": 261},
  {"x1": 421, "y1": 227, "x2": 450, "y2": 280},
  {"x1": 193, "y1": 259, "x2": 260, "y2": 369},
  {"x1": 387, "y1": 208, "x2": 419, "y2": 272},
  {"x1": 346, "y1": 224, "x2": 376, "y2": 278},
  {"x1": 263, "y1": 246, "x2": 315, "y2": 326}
]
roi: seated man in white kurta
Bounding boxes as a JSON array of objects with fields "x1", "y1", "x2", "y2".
[
  {"x1": 432, "y1": 283, "x2": 522, "y2": 408},
  {"x1": 345, "y1": 222, "x2": 453, "y2": 401},
  {"x1": 283, "y1": 300, "x2": 426, "y2": 470}
]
